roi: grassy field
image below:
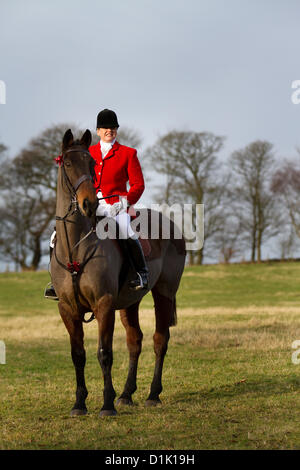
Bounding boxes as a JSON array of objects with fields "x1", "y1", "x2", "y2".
[{"x1": 1, "y1": 262, "x2": 300, "y2": 449}]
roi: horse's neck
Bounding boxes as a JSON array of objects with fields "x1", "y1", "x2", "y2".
[{"x1": 55, "y1": 172, "x2": 91, "y2": 254}]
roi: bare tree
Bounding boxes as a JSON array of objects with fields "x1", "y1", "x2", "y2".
[
  {"x1": 207, "y1": 216, "x2": 248, "y2": 263},
  {"x1": 275, "y1": 226, "x2": 300, "y2": 260},
  {"x1": 144, "y1": 130, "x2": 226, "y2": 264},
  {"x1": 0, "y1": 125, "x2": 77, "y2": 270},
  {"x1": 271, "y1": 159, "x2": 300, "y2": 238},
  {"x1": 229, "y1": 141, "x2": 282, "y2": 262},
  {"x1": 115, "y1": 126, "x2": 143, "y2": 150},
  {"x1": 0, "y1": 193, "x2": 55, "y2": 271},
  {"x1": 0, "y1": 143, "x2": 7, "y2": 159}
]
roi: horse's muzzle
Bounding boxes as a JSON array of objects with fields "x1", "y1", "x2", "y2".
[{"x1": 82, "y1": 198, "x2": 98, "y2": 218}]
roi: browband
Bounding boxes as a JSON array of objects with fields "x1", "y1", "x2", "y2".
[{"x1": 64, "y1": 149, "x2": 92, "y2": 157}]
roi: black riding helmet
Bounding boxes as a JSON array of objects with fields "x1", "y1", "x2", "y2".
[{"x1": 96, "y1": 109, "x2": 119, "y2": 129}]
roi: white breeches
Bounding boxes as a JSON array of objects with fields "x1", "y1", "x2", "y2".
[{"x1": 96, "y1": 201, "x2": 137, "y2": 239}]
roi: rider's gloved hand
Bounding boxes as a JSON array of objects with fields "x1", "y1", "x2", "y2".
[{"x1": 110, "y1": 198, "x2": 128, "y2": 217}]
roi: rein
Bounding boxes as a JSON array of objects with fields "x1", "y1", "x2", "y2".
[{"x1": 55, "y1": 148, "x2": 98, "y2": 323}]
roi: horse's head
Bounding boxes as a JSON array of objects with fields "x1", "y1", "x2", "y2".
[{"x1": 61, "y1": 129, "x2": 98, "y2": 218}]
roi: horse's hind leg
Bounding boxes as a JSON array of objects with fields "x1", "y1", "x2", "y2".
[
  {"x1": 117, "y1": 301, "x2": 143, "y2": 406},
  {"x1": 146, "y1": 287, "x2": 174, "y2": 407},
  {"x1": 59, "y1": 302, "x2": 88, "y2": 416}
]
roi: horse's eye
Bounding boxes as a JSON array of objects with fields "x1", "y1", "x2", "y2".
[{"x1": 65, "y1": 161, "x2": 71, "y2": 167}]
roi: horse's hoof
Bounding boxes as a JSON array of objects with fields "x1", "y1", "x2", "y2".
[
  {"x1": 117, "y1": 397, "x2": 133, "y2": 406},
  {"x1": 99, "y1": 409, "x2": 117, "y2": 417},
  {"x1": 70, "y1": 408, "x2": 87, "y2": 416},
  {"x1": 145, "y1": 399, "x2": 162, "y2": 407}
]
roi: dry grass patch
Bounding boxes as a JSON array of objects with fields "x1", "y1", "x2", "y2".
[
  {"x1": 183, "y1": 270, "x2": 231, "y2": 279},
  {"x1": 2, "y1": 306, "x2": 300, "y2": 353},
  {"x1": 169, "y1": 306, "x2": 300, "y2": 351}
]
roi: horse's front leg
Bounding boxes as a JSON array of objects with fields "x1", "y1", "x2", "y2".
[
  {"x1": 95, "y1": 294, "x2": 117, "y2": 417},
  {"x1": 117, "y1": 301, "x2": 143, "y2": 406},
  {"x1": 59, "y1": 302, "x2": 88, "y2": 416}
]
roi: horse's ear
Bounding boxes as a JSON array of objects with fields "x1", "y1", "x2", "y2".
[
  {"x1": 62, "y1": 129, "x2": 74, "y2": 150},
  {"x1": 80, "y1": 129, "x2": 92, "y2": 149}
]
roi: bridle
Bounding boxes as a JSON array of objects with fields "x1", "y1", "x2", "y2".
[
  {"x1": 54, "y1": 147, "x2": 98, "y2": 323},
  {"x1": 55, "y1": 147, "x2": 97, "y2": 255},
  {"x1": 56, "y1": 148, "x2": 94, "y2": 219}
]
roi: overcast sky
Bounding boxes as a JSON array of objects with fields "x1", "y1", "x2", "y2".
[
  {"x1": 1, "y1": 0, "x2": 300, "y2": 156},
  {"x1": 1, "y1": 0, "x2": 300, "y2": 261}
]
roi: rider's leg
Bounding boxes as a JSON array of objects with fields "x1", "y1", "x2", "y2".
[
  {"x1": 115, "y1": 212, "x2": 149, "y2": 291},
  {"x1": 96, "y1": 202, "x2": 149, "y2": 290}
]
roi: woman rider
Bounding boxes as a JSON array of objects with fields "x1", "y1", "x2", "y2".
[{"x1": 45, "y1": 109, "x2": 149, "y2": 299}]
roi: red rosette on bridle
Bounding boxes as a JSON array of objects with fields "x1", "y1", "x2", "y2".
[
  {"x1": 67, "y1": 261, "x2": 81, "y2": 273},
  {"x1": 54, "y1": 155, "x2": 63, "y2": 166}
]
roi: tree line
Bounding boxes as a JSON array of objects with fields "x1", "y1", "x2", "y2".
[{"x1": 0, "y1": 124, "x2": 299, "y2": 271}]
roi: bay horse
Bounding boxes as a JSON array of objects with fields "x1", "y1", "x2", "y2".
[{"x1": 51, "y1": 129, "x2": 186, "y2": 416}]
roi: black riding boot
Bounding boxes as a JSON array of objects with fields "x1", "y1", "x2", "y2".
[
  {"x1": 44, "y1": 247, "x2": 59, "y2": 300},
  {"x1": 126, "y1": 237, "x2": 149, "y2": 290}
]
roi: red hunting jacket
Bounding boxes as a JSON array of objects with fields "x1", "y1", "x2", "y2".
[{"x1": 89, "y1": 141, "x2": 145, "y2": 206}]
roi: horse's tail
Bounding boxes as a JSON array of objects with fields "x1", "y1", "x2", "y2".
[{"x1": 170, "y1": 296, "x2": 177, "y2": 327}]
